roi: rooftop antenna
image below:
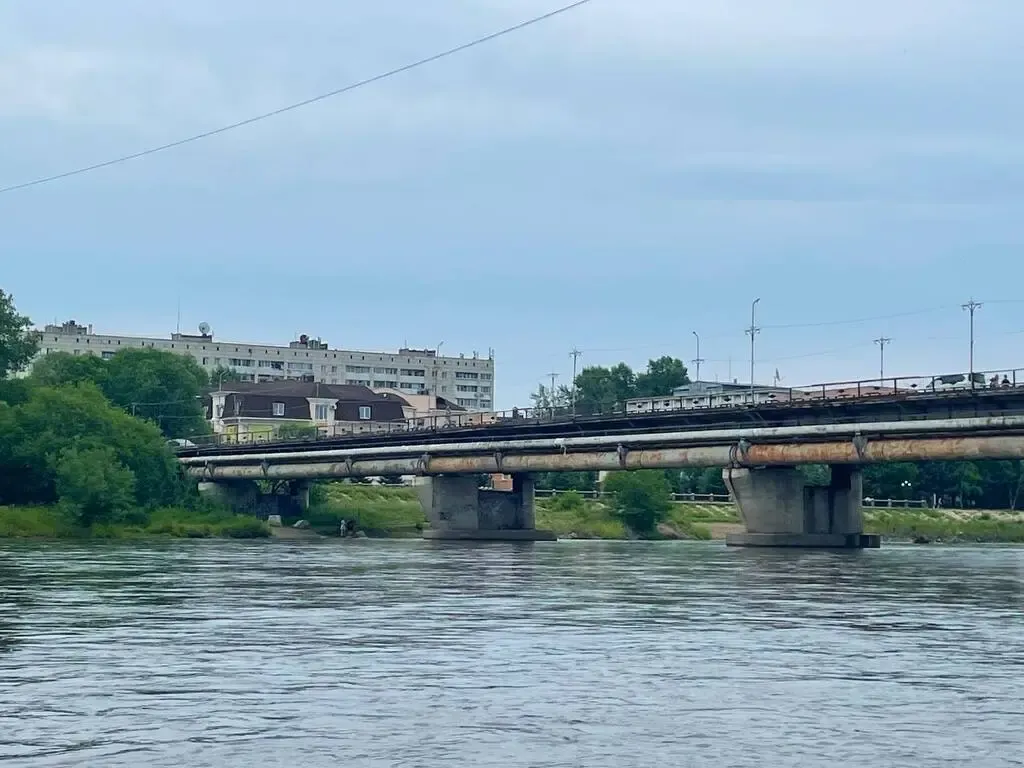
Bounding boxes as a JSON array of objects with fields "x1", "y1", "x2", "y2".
[{"x1": 176, "y1": 296, "x2": 181, "y2": 335}]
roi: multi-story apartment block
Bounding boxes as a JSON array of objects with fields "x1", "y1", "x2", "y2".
[{"x1": 32, "y1": 321, "x2": 496, "y2": 410}]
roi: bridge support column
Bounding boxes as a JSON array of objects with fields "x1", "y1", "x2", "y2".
[
  {"x1": 198, "y1": 480, "x2": 308, "y2": 520},
  {"x1": 418, "y1": 474, "x2": 555, "y2": 541},
  {"x1": 723, "y1": 466, "x2": 880, "y2": 549}
]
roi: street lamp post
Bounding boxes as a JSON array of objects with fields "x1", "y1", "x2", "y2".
[
  {"x1": 745, "y1": 298, "x2": 761, "y2": 402},
  {"x1": 569, "y1": 348, "x2": 582, "y2": 417}
]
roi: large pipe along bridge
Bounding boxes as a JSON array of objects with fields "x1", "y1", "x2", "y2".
[{"x1": 182, "y1": 415, "x2": 1024, "y2": 549}]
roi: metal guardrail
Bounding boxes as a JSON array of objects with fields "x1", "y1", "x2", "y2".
[
  {"x1": 862, "y1": 498, "x2": 929, "y2": 509},
  {"x1": 533, "y1": 490, "x2": 927, "y2": 507},
  {"x1": 533, "y1": 489, "x2": 734, "y2": 503},
  {"x1": 175, "y1": 366, "x2": 1024, "y2": 451}
]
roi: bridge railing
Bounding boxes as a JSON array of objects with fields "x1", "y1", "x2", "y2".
[
  {"x1": 532, "y1": 489, "x2": 930, "y2": 508},
  {"x1": 862, "y1": 497, "x2": 929, "y2": 508},
  {"x1": 177, "y1": 366, "x2": 1024, "y2": 450}
]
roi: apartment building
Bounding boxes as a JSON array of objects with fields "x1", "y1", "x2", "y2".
[{"x1": 33, "y1": 320, "x2": 496, "y2": 410}]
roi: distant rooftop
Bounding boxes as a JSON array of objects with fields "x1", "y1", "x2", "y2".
[{"x1": 40, "y1": 319, "x2": 494, "y2": 360}]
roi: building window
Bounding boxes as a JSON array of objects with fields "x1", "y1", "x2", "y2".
[
  {"x1": 272, "y1": 402, "x2": 286, "y2": 417},
  {"x1": 101, "y1": 351, "x2": 115, "y2": 360},
  {"x1": 358, "y1": 406, "x2": 371, "y2": 420},
  {"x1": 314, "y1": 404, "x2": 329, "y2": 420}
]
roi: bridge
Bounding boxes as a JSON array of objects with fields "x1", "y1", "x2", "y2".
[{"x1": 177, "y1": 369, "x2": 1024, "y2": 549}]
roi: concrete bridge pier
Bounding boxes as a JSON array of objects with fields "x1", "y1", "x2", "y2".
[
  {"x1": 723, "y1": 466, "x2": 881, "y2": 549},
  {"x1": 417, "y1": 474, "x2": 556, "y2": 541},
  {"x1": 198, "y1": 479, "x2": 311, "y2": 519}
]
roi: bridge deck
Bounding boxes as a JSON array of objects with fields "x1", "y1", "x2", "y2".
[{"x1": 177, "y1": 387, "x2": 1024, "y2": 460}]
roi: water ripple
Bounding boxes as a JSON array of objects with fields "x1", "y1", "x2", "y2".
[{"x1": 0, "y1": 540, "x2": 1021, "y2": 767}]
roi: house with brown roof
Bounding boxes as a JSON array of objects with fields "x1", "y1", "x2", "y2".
[{"x1": 205, "y1": 381, "x2": 409, "y2": 443}]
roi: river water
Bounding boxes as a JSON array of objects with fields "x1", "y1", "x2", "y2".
[{"x1": 0, "y1": 541, "x2": 1021, "y2": 768}]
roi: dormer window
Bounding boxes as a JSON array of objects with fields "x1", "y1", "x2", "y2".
[{"x1": 272, "y1": 402, "x2": 285, "y2": 417}]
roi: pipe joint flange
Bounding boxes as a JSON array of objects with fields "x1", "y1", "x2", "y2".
[
  {"x1": 344, "y1": 456, "x2": 354, "y2": 475},
  {"x1": 728, "y1": 438, "x2": 752, "y2": 467},
  {"x1": 417, "y1": 453, "x2": 430, "y2": 474},
  {"x1": 493, "y1": 451, "x2": 504, "y2": 472},
  {"x1": 616, "y1": 443, "x2": 629, "y2": 468},
  {"x1": 260, "y1": 459, "x2": 270, "y2": 477}
]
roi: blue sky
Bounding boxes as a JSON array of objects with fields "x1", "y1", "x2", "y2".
[{"x1": 3, "y1": 0, "x2": 1024, "y2": 407}]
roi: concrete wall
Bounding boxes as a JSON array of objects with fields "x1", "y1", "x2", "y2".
[
  {"x1": 417, "y1": 474, "x2": 548, "y2": 540},
  {"x1": 723, "y1": 465, "x2": 875, "y2": 548}
]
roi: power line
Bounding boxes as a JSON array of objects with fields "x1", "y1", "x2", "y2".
[
  {"x1": 0, "y1": 0, "x2": 595, "y2": 195},
  {"x1": 760, "y1": 305, "x2": 949, "y2": 330}
]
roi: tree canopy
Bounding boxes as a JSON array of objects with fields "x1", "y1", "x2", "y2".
[
  {"x1": 30, "y1": 348, "x2": 210, "y2": 439},
  {"x1": 0, "y1": 382, "x2": 187, "y2": 523},
  {"x1": 0, "y1": 289, "x2": 38, "y2": 378},
  {"x1": 603, "y1": 470, "x2": 673, "y2": 534},
  {"x1": 531, "y1": 357, "x2": 691, "y2": 416}
]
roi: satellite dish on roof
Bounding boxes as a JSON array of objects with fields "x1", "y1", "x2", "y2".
[{"x1": 198, "y1": 322, "x2": 211, "y2": 336}]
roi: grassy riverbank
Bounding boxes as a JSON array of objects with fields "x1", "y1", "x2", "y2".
[
  {"x1": 303, "y1": 484, "x2": 425, "y2": 536},
  {"x1": 303, "y1": 484, "x2": 1024, "y2": 543},
  {"x1": 0, "y1": 505, "x2": 271, "y2": 540},
  {"x1": 6, "y1": 484, "x2": 1023, "y2": 543},
  {"x1": 864, "y1": 507, "x2": 1024, "y2": 543}
]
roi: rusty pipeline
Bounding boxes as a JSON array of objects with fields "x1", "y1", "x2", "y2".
[
  {"x1": 178, "y1": 414, "x2": 1024, "y2": 467},
  {"x1": 184, "y1": 435, "x2": 1024, "y2": 480}
]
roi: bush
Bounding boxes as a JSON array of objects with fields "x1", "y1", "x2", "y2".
[
  {"x1": 547, "y1": 490, "x2": 586, "y2": 514},
  {"x1": 221, "y1": 517, "x2": 271, "y2": 539},
  {"x1": 603, "y1": 470, "x2": 673, "y2": 535},
  {"x1": 55, "y1": 446, "x2": 137, "y2": 526}
]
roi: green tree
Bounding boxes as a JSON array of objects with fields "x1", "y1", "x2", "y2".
[
  {"x1": 3, "y1": 383, "x2": 184, "y2": 509},
  {"x1": 603, "y1": 470, "x2": 673, "y2": 535},
  {"x1": 917, "y1": 461, "x2": 983, "y2": 506},
  {"x1": 55, "y1": 445, "x2": 137, "y2": 526},
  {"x1": 208, "y1": 365, "x2": 245, "y2": 387},
  {"x1": 635, "y1": 356, "x2": 690, "y2": 397},
  {"x1": 862, "y1": 463, "x2": 919, "y2": 499},
  {"x1": 534, "y1": 471, "x2": 598, "y2": 492},
  {"x1": 30, "y1": 352, "x2": 109, "y2": 388},
  {"x1": 573, "y1": 363, "x2": 637, "y2": 416},
  {"x1": 798, "y1": 464, "x2": 831, "y2": 486},
  {"x1": 103, "y1": 349, "x2": 210, "y2": 439},
  {"x1": 25, "y1": 347, "x2": 210, "y2": 439},
  {"x1": 0, "y1": 289, "x2": 38, "y2": 378},
  {"x1": 530, "y1": 383, "x2": 570, "y2": 412}
]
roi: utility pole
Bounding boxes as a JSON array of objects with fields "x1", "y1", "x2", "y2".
[
  {"x1": 546, "y1": 372, "x2": 559, "y2": 415},
  {"x1": 745, "y1": 298, "x2": 761, "y2": 401},
  {"x1": 569, "y1": 348, "x2": 582, "y2": 417},
  {"x1": 874, "y1": 336, "x2": 891, "y2": 385},
  {"x1": 962, "y1": 298, "x2": 982, "y2": 383},
  {"x1": 691, "y1": 331, "x2": 704, "y2": 383}
]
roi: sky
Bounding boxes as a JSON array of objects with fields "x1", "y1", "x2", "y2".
[{"x1": 2, "y1": 0, "x2": 1024, "y2": 408}]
